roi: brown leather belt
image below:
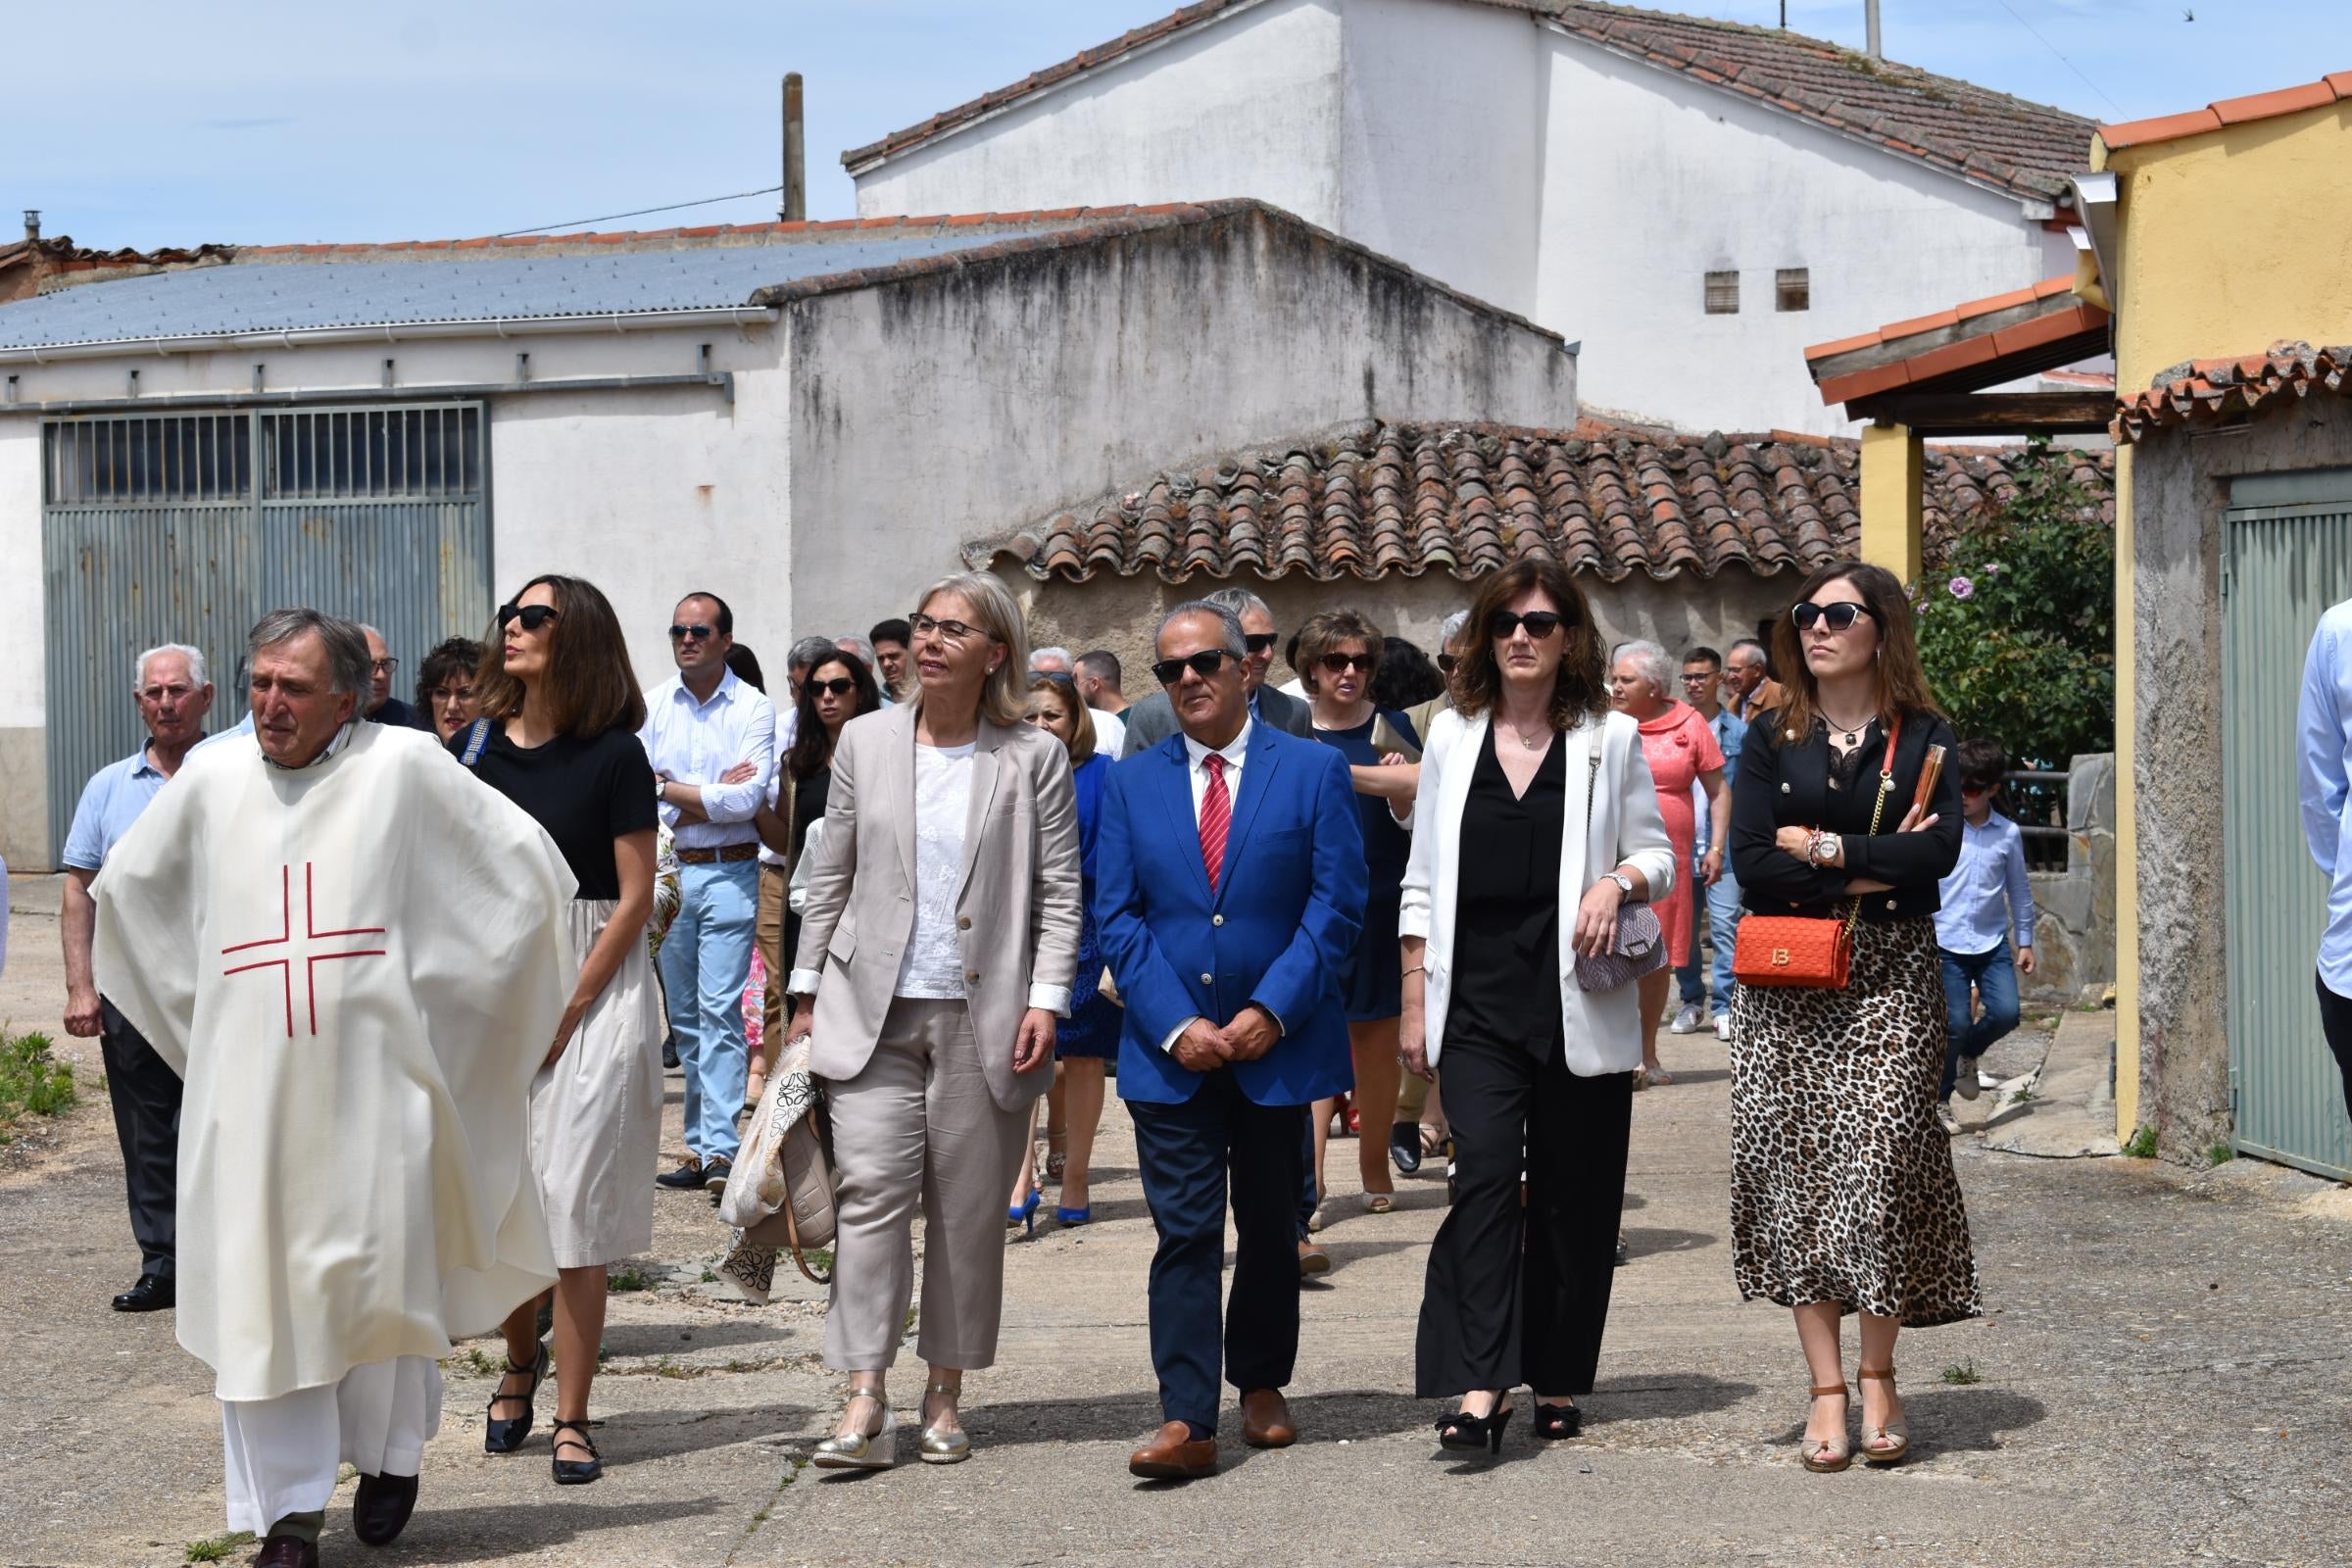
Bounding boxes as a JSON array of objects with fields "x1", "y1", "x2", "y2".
[{"x1": 675, "y1": 843, "x2": 760, "y2": 865}]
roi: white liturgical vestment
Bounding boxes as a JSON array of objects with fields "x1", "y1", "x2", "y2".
[{"x1": 91, "y1": 720, "x2": 575, "y2": 1401}]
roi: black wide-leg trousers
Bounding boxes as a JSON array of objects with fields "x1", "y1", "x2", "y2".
[{"x1": 1415, "y1": 1022, "x2": 1632, "y2": 1398}]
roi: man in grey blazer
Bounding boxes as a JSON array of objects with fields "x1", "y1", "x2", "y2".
[{"x1": 1122, "y1": 587, "x2": 1313, "y2": 758}]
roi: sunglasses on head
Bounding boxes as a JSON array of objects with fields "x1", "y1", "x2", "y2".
[
  {"x1": 1791, "y1": 601, "x2": 1881, "y2": 634},
  {"x1": 498, "y1": 603, "x2": 559, "y2": 632},
  {"x1": 1035, "y1": 669, "x2": 1076, "y2": 688},
  {"x1": 1244, "y1": 633, "x2": 1278, "y2": 655},
  {"x1": 807, "y1": 677, "x2": 858, "y2": 698},
  {"x1": 1489, "y1": 610, "x2": 1566, "y2": 641},
  {"x1": 1152, "y1": 649, "x2": 1237, "y2": 686},
  {"x1": 1318, "y1": 652, "x2": 1375, "y2": 674},
  {"x1": 669, "y1": 622, "x2": 715, "y2": 641}
]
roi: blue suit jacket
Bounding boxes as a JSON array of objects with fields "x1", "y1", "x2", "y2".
[{"x1": 1098, "y1": 721, "x2": 1367, "y2": 1105}]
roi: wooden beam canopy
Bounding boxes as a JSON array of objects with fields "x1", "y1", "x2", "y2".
[{"x1": 1851, "y1": 390, "x2": 2115, "y2": 436}]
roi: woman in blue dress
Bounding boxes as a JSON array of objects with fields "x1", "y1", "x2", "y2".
[
  {"x1": 1007, "y1": 670, "x2": 1120, "y2": 1229},
  {"x1": 1298, "y1": 610, "x2": 1421, "y2": 1222}
]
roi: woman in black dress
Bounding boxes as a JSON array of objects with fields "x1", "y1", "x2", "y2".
[
  {"x1": 1397, "y1": 558, "x2": 1678, "y2": 1456},
  {"x1": 1728, "y1": 561, "x2": 1974, "y2": 1472}
]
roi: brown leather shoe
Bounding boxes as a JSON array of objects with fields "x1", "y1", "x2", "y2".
[
  {"x1": 1128, "y1": 1420, "x2": 1217, "y2": 1480},
  {"x1": 251, "y1": 1538, "x2": 318, "y2": 1568},
  {"x1": 1298, "y1": 1239, "x2": 1331, "y2": 1277},
  {"x1": 1241, "y1": 1388, "x2": 1297, "y2": 1448}
]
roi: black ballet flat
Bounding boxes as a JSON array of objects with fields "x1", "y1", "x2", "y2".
[
  {"x1": 1532, "y1": 1401, "x2": 1582, "y2": 1441},
  {"x1": 551, "y1": 1418, "x2": 604, "y2": 1485},
  {"x1": 484, "y1": 1341, "x2": 548, "y2": 1454},
  {"x1": 1435, "y1": 1398, "x2": 1515, "y2": 1456}
]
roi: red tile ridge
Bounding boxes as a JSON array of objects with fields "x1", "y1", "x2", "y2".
[
  {"x1": 2211, "y1": 79, "x2": 2338, "y2": 125},
  {"x1": 1803, "y1": 328, "x2": 1883, "y2": 363},
  {"x1": 2098, "y1": 69, "x2": 2352, "y2": 153}
]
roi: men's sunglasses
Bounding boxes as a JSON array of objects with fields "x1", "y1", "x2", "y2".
[
  {"x1": 1489, "y1": 610, "x2": 1566, "y2": 640},
  {"x1": 808, "y1": 677, "x2": 858, "y2": 698},
  {"x1": 1318, "y1": 652, "x2": 1375, "y2": 674},
  {"x1": 1035, "y1": 669, "x2": 1077, "y2": 687},
  {"x1": 1243, "y1": 633, "x2": 1278, "y2": 655},
  {"x1": 1152, "y1": 650, "x2": 1237, "y2": 686},
  {"x1": 669, "y1": 622, "x2": 716, "y2": 641},
  {"x1": 1791, "y1": 601, "x2": 1880, "y2": 633},
  {"x1": 498, "y1": 603, "x2": 560, "y2": 631}
]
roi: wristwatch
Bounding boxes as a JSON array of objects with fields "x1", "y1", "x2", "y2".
[
  {"x1": 1608, "y1": 871, "x2": 1636, "y2": 898},
  {"x1": 1817, "y1": 832, "x2": 1844, "y2": 867}
]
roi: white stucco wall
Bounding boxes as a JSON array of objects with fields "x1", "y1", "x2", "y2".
[
  {"x1": 783, "y1": 206, "x2": 1575, "y2": 644},
  {"x1": 1535, "y1": 33, "x2": 2059, "y2": 436},
  {"x1": 853, "y1": 0, "x2": 1346, "y2": 227},
  {"x1": 0, "y1": 421, "x2": 46, "y2": 865}
]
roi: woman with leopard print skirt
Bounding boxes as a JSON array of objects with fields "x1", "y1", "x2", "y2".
[{"x1": 1727, "y1": 561, "x2": 1976, "y2": 1475}]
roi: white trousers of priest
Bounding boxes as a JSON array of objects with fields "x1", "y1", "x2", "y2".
[{"x1": 220, "y1": 1355, "x2": 443, "y2": 1534}]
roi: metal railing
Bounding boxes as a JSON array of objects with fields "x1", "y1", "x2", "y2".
[{"x1": 2000, "y1": 768, "x2": 2072, "y2": 872}]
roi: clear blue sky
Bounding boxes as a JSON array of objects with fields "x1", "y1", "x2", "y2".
[{"x1": 16, "y1": 0, "x2": 2347, "y2": 250}]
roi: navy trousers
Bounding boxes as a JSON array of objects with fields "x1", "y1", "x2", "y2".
[{"x1": 1128, "y1": 1069, "x2": 1306, "y2": 1434}]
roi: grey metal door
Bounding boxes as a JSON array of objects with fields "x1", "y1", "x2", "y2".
[
  {"x1": 2223, "y1": 468, "x2": 2352, "y2": 1180},
  {"x1": 41, "y1": 403, "x2": 491, "y2": 864}
]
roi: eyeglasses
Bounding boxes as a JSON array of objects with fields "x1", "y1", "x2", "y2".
[
  {"x1": 368, "y1": 657, "x2": 399, "y2": 674},
  {"x1": 1317, "y1": 652, "x2": 1375, "y2": 674},
  {"x1": 1243, "y1": 632, "x2": 1278, "y2": 656},
  {"x1": 1489, "y1": 610, "x2": 1566, "y2": 641},
  {"x1": 669, "y1": 623, "x2": 716, "y2": 641},
  {"x1": 1681, "y1": 670, "x2": 1718, "y2": 684},
  {"x1": 1152, "y1": 650, "x2": 1237, "y2": 686},
  {"x1": 808, "y1": 677, "x2": 858, "y2": 698},
  {"x1": 908, "y1": 611, "x2": 993, "y2": 646},
  {"x1": 1791, "y1": 601, "x2": 1881, "y2": 634},
  {"x1": 498, "y1": 603, "x2": 560, "y2": 632}
]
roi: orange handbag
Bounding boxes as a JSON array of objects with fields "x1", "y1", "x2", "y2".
[{"x1": 1733, "y1": 719, "x2": 1900, "y2": 990}]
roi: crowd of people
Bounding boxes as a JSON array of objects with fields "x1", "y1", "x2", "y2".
[{"x1": 58, "y1": 556, "x2": 2059, "y2": 1562}]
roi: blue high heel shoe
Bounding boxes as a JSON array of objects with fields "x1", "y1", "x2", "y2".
[
  {"x1": 1007, "y1": 1190, "x2": 1041, "y2": 1235},
  {"x1": 1054, "y1": 1204, "x2": 1092, "y2": 1226}
]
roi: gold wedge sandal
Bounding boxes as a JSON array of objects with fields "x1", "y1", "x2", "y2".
[
  {"x1": 1857, "y1": 1365, "x2": 1910, "y2": 1466},
  {"x1": 1800, "y1": 1382, "x2": 1852, "y2": 1473}
]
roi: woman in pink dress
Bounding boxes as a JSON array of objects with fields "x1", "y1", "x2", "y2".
[{"x1": 1610, "y1": 640, "x2": 1728, "y2": 1087}]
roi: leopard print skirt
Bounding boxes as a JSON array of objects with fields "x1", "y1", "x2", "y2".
[{"x1": 1729, "y1": 916, "x2": 1981, "y2": 1327}]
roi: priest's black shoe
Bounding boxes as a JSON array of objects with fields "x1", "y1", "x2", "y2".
[
  {"x1": 251, "y1": 1536, "x2": 318, "y2": 1568},
  {"x1": 662, "y1": 1033, "x2": 680, "y2": 1070},
  {"x1": 352, "y1": 1471, "x2": 419, "y2": 1545},
  {"x1": 112, "y1": 1274, "x2": 173, "y2": 1312}
]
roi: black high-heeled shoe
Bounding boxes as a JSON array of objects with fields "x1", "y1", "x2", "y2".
[
  {"x1": 551, "y1": 1418, "x2": 604, "y2": 1485},
  {"x1": 1435, "y1": 1397, "x2": 1515, "y2": 1456},
  {"x1": 484, "y1": 1342, "x2": 548, "y2": 1454},
  {"x1": 1532, "y1": 1401, "x2": 1582, "y2": 1441}
]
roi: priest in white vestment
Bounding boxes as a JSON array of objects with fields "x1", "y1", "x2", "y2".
[{"x1": 92, "y1": 610, "x2": 574, "y2": 1568}]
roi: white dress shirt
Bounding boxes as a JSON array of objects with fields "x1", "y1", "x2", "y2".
[
  {"x1": 638, "y1": 668, "x2": 777, "y2": 851},
  {"x1": 760, "y1": 714, "x2": 796, "y2": 868},
  {"x1": 895, "y1": 741, "x2": 978, "y2": 999},
  {"x1": 1159, "y1": 718, "x2": 1256, "y2": 1052},
  {"x1": 2301, "y1": 599, "x2": 2352, "y2": 992},
  {"x1": 1090, "y1": 707, "x2": 1127, "y2": 760}
]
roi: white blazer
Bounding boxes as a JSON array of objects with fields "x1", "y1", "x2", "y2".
[{"x1": 1397, "y1": 708, "x2": 1678, "y2": 1076}]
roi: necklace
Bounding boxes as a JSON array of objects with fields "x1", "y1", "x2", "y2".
[
  {"x1": 1507, "y1": 717, "x2": 1551, "y2": 751},
  {"x1": 1820, "y1": 706, "x2": 1875, "y2": 749}
]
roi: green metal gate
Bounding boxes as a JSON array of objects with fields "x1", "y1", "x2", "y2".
[
  {"x1": 41, "y1": 403, "x2": 492, "y2": 864},
  {"x1": 2223, "y1": 467, "x2": 2352, "y2": 1180}
]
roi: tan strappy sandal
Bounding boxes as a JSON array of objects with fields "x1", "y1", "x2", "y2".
[
  {"x1": 1856, "y1": 1365, "x2": 1910, "y2": 1465},
  {"x1": 1800, "y1": 1382, "x2": 1852, "y2": 1473}
]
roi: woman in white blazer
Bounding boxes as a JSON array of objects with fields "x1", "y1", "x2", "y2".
[{"x1": 1397, "y1": 557, "x2": 1676, "y2": 1457}]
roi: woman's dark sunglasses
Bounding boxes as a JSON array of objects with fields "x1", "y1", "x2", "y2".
[
  {"x1": 1152, "y1": 650, "x2": 1237, "y2": 686},
  {"x1": 1437, "y1": 654, "x2": 1458, "y2": 674},
  {"x1": 497, "y1": 603, "x2": 560, "y2": 631},
  {"x1": 808, "y1": 677, "x2": 858, "y2": 698},
  {"x1": 1489, "y1": 610, "x2": 1566, "y2": 641},
  {"x1": 1317, "y1": 652, "x2": 1375, "y2": 674},
  {"x1": 668, "y1": 622, "x2": 715, "y2": 641},
  {"x1": 1791, "y1": 601, "x2": 1881, "y2": 633}
]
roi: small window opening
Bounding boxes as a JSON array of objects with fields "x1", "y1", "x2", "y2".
[
  {"x1": 1776, "y1": 267, "x2": 1811, "y2": 313},
  {"x1": 1704, "y1": 270, "x2": 1740, "y2": 315}
]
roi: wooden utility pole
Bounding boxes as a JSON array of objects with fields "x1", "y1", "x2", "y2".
[{"x1": 782, "y1": 74, "x2": 806, "y2": 221}]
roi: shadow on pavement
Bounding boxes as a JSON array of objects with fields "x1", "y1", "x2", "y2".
[
  {"x1": 596, "y1": 1319, "x2": 804, "y2": 1356},
  {"x1": 1621, "y1": 1226, "x2": 1717, "y2": 1259},
  {"x1": 368, "y1": 1494, "x2": 731, "y2": 1562}
]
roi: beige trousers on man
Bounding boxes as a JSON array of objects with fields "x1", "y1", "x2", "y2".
[
  {"x1": 822, "y1": 997, "x2": 1031, "y2": 1370},
  {"x1": 755, "y1": 863, "x2": 791, "y2": 1056}
]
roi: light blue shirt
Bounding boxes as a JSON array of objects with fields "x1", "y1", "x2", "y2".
[
  {"x1": 62, "y1": 745, "x2": 171, "y2": 871},
  {"x1": 638, "y1": 668, "x2": 777, "y2": 851},
  {"x1": 2299, "y1": 600, "x2": 2352, "y2": 991},
  {"x1": 1935, "y1": 810, "x2": 2036, "y2": 956},
  {"x1": 1690, "y1": 705, "x2": 1746, "y2": 864}
]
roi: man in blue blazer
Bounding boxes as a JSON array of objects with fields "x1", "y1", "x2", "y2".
[{"x1": 1097, "y1": 600, "x2": 1367, "y2": 1480}]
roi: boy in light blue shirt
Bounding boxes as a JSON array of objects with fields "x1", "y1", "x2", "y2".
[{"x1": 1935, "y1": 740, "x2": 2037, "y2": 1125}]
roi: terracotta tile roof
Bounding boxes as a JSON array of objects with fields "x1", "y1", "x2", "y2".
[
  {"x1": 843, "y1": 0, "x2": 2092, "y2": 202},
  {"x1": 2098, "y1": 72, "x2": 2352, "y2": 153},
  {"x1": 967, "y1": 419, "x2": 2113, "y2": 585},
  {"x1": 1805, "y1": 273, "x2": 2110, "y2": 407},
  {"x1": 2113, "y1": 341, "x2": 2352, "y2": 444}
]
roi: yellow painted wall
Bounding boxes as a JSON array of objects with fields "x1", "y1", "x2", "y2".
[
  {"x1": 2095, "y1": 100, "x2": 2352, "y2": 396},
  {"x1": 1858, "y1": 422, "x2": 1924, "y2": 582}
]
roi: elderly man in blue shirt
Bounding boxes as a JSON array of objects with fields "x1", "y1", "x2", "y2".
[
  {"x1": 1671, "y1": 647, "x2": 1749, "y2": 1043},
  {"x1": 62, "y1": 641, "x2": 215, "y2": 1312},
  {"x1": 640, "y1": 591, "x2": 776, "y2": 1192},
  {"x1": 2299, "y1": 598, "x2": 2352, "y2": 1128},
  {"x1": 1934, "y1": 740, "x2": 2038, "y2": 1132}
]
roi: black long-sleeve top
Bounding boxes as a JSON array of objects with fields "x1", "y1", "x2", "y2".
[{"x1": 1730, "y1": 707, "x2": 1963, "y2": 923}]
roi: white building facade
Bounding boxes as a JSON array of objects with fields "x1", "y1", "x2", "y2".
[{"x1": 849, "y1": 0, "x2": 2091, "y2": 436}]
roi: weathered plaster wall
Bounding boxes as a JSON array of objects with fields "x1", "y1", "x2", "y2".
[
  {"x1": 787, "y1": 205, "x2": 1575, "y2": 644},
  {"x1": 2022, "y1": 752, "x2": 2117, "y2": 1008},
  {"x1": 2132, "y1": 397, "x2": 2352, "y2": 1157},
  {"x1": 0, "y1": 420, "x2": 45, "y2": 868}
]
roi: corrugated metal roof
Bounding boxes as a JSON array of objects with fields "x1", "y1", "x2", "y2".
[{"x1": 0, "y1": 230, "x2": 1041, "y2": 351}]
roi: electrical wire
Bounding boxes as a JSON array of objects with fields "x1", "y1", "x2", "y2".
[
  {"x1": 1989, "y1": 0, "x2": 2127, "y2": 118},
  {"x1": 491, "y1": 184, "x2": 787, "y2": 238}
]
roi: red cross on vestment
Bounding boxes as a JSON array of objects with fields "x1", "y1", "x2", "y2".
[{"x1": 220, "y1": 863, "x2": 387, "y2": 1040}]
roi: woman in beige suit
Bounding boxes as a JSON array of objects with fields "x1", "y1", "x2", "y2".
[{"x1": 784, "y1": 572, "x2": 1083, "y2": 1469}]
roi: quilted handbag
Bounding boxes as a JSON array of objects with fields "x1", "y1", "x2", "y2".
[
  {"x1": 1732, "y1": 719, "x2": 1901, "y2": 990},
  {"x1": 1573, "y1": 737, "x2": 1671, "y2": 993},
  {"x1": 716, "y1": 1037, "x2": 836, "y2": 1298}
]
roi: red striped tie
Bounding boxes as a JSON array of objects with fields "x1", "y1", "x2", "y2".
[{"x1": 1200, "y1": 753, "x2": 1231, "y2": 892}]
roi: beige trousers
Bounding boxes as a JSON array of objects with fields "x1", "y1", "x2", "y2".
[
  {"x1": 822, "y1": 997, "x2": 1031, "y2": 1371},
  {"x1": 756, "y1": 863, "x2": 789, "y2": 1055}
]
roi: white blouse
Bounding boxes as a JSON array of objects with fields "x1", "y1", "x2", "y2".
[{"x1": 894, "y1": 741, "x2": 977, "y2": 999}]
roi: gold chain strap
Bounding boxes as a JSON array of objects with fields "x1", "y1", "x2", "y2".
[{"x1": 1842, "y1": 717, "x2": 1902, "y2": 949}]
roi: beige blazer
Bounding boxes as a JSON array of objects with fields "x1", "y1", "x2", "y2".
[{"x1": 789, "y1": 703, "x2": 1082, "y2": 1110}]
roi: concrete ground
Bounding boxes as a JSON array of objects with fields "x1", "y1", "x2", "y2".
[{"x1": 4, "y1": 872, "x2": 2351, "y2": 1567}]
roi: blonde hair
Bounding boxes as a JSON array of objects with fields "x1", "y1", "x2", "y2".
[
  {"x1": 1027, "y1": 671, "x2": 1098, "y2": 762},
  {"x1": 916, "y1": 571, "x2": 1031, "y2": 728}
]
